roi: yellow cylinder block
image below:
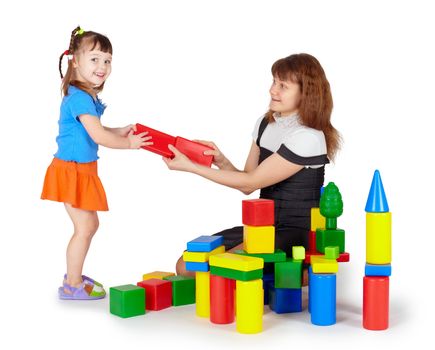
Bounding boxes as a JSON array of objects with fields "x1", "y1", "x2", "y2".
[
  {"x1": 366, "y1": 212, "x2": 392, "y2": 264},
  {"x1": 195, "y1": 271, "x2": 210, "y2": 317},
  {"x1": 236, "y1": 279, "x2": 263, "y2": 334}
]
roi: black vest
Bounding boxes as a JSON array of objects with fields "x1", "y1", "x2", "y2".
[{"x1": 257, "y1": 117, "x2": 328, "y2": 230}]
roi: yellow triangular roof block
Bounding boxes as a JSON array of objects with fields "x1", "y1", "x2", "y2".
[
  {"x1": 209, "y1": 253, "x2": 264, "y2": 272},
  {"x1": 311, "y1": 256, "x2": 338, "y2": 274}
]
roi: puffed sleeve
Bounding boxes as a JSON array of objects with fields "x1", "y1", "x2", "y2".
[{"x1": 68, "y1": 90, "x2": 100, "y2": 121}]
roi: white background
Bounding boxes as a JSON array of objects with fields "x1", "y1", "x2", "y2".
[{"x1": 0, "y1": 0, "x2": 433, "y2": 348}]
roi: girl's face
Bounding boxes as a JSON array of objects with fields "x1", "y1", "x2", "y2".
[
  {"x1": 269, "y1": 76, "x2": 301, "y2": 116},
  {"x1": 73, "y1": 45, "x2": 112, "y2": 88}
]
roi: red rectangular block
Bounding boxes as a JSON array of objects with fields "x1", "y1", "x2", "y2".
[
  {"x1": 304, "y1": 251, "x2": 350, "y2": 264},
  {"x1": 308, "y1": 230, "x2": 316, "y2": 253},
  {"x1": 137, "y1": 278, "x2": 172, "y2": 311},
  {"x1": 363, "y1": 276, "x2": 389, "y2": 330},
  {"x1": 174, "y1": 136, "x2": 213, "y2": 167},
  {"x1": 135, "y1": 123, "x2": 176, "y2": 158},
  {"x1": 242, "y1": 199, "x2": 274, "y2": 226}
]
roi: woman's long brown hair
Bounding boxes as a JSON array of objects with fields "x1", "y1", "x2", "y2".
[{"x1": 265, "y1": 53, "x2": 341, "y2": 161}]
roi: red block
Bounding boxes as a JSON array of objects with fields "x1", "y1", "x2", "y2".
[
  {"x1": 210, "y1": 275, "x2": 235, "y2": 324},
  {"x1": 308, "y1": 230, "x2": 317, "y2": 253},
  {"x1": 337, "y1": 252, "x2": 350, "y2": 262},
  {"x1": 363, "y1": 276, "x2": 389, "y2": 330},
  {"x1": 137, "y1": 278, "x2": 172, "y2": 311},
  {"x1": 174, "y1": 136, "x2": 214, "y2": 167},
  {"x1": 242, "y1": 199, "x2": 274, "y2": 226},
  {"x1": 135, "y1": 123, "x2": 176, "y2": 158},
  {"x1": 304, "y1": 251, "x2": 350, "y2": 264}
]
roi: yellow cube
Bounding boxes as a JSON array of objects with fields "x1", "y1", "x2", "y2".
[
  {"x1": 209, "y1": 253, "x2": 264, "y2": 271},
  {"x1": 142, "y1": 271, "x2": 175, "y2": 281},
  {"x1": 243, "y1": 225, "x2": 275, "y2": 254},
  {"x1": 366, "y1": 212, "x2": 392, "y2": 264},
  {"x1": 236, "y1": 279, "x2": 263, "y2": 334},
  {"x1": 183, "y1": 245, "x2": 225, "y2": 262},
  {"x1": 292, "y1": 246, "x2": 306, "y2": 260},
  {"x1": 195, "y1": 271, "x2": 210, "y2": 317},
  {"x1": 311, "y1": 207, "x2": 326, "y2": 231},
  {"x1": 311, "y1": 255, "x2": 338, "y2": 273}
]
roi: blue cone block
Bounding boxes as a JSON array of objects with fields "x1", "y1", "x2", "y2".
[
  {"x1": 365, "y1": 170, "x2": 389, "y2": 213},
  {"x1": 309, "y1": 271, "x2": 336, "y2": 326}
]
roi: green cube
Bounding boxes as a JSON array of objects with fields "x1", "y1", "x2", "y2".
[
  {"x1": 110, "y1": 284, "x2": 145, "y2": 318},
  {"x1": 275, "y1": 258, "x2": 302, "y2": 289},
  {"x1": 163, "y1": 276, "x2": 195, "y2": 306},
  {"x1": 292, "y1": 246, "x2": 306, "y2": 260},
  {"x1": 325, "y1": 246, "x2": 339, "y2": 259},
  {"x1": 316, "y1": 228, "x2": 345, "y2": 253},
  {"x1": 210, "y1": 265, "x2": 263, "y2": 281}
]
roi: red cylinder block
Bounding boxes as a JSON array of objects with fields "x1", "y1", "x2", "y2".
[
  {"x1": 210, "y1": 275, "x2": 235, "y2": 324},
  {"x1": 363, "y1": 276, "x2": 389, "y2": 330}
]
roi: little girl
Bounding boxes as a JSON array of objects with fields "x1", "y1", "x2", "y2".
[
  {"x1": 164, "y1": 53, "x2": 341, "y2": 281},
  {"x1": 41, "y1": 26, "x2": 152, "y2": 299}
]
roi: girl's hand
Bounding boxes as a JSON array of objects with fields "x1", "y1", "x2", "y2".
[
  {"x1": 193, "y1": 139, "x2": 227, "y2": 169},
  {"x1": 128, "y1": 130, "x2": 153, "y2": 149},
  {"x1": 117, "y1": 124, "x2": 137, "y2": 137},
  {"x1": 163, "y1": 144, "x2": 197, "y2": 173}
]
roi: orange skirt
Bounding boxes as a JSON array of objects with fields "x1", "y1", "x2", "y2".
[{"x1": 41, "y1": 158, "x2": 108, "y2": 211}]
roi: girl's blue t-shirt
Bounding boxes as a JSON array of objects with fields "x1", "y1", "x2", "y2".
[{"x1": 54, "y1": 85, "x2": 106, "y2": 163}]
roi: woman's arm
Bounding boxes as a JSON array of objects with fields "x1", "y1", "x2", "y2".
[
  {"x1": 164, "y1": 143, "x2": 303, "y2": 194},
  {"x1": 79, "y1": 115, "x2": 151, "y2": 149}
]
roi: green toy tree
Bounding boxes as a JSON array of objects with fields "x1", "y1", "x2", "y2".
[{"x1": 320, "y1": 182, "x2": 343, "y2": 230}]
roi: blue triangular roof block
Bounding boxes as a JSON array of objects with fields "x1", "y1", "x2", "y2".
[{"x1": 365, "y1": 170, "x2": 389, "y2": 212}]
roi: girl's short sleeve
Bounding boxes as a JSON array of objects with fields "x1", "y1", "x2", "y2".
[
  {"x1": 277, "y1": 129, "x2": 329, "y2": 166},
  {"x1": 68, "y1": 90, "x2": 99, "y2": 121}
]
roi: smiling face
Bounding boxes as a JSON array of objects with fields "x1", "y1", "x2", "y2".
[
  {"x1": 269, "y1": 76, "x2": 301, "y2": 117},
  {"x1": 73, "y1": 45, "x2": 112, "y2": 88}
]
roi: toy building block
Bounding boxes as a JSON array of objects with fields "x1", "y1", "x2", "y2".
[
  {"x1": 236, "y1": 279, "x2": 263, "y2": 334},
  {"x1": 210, "y1": 274, "x2": 235, "y2": 324},
  {"x1": 325, "y1": 246, "x2": 339, "y2": 260},
  {"x1": 363, "y1": 276, "x2": 389, "y2": 330},
  {"x1": 365, "y1": 170, "x2": 389, "y2": 213},
  {"x1": 292, "y1": 246, "x2": 306, "y2": 260},
  {"x1": 311, "y1": 207, "x2": 325, "y2": 231},
  {"x1": 135, "y1": 123, "x2": 176, "y2": 158},
  {"x1": 337, "y1": 252, "x2": 350, "y2": 262},
  {"x1": 242, "y1": 199, "x2": 274, "y2": 226},
  {"x1": 110, "y1": 284, "x2": 145, "y2": 318},
  {"x1": 311, "y1": 255, "x2": 339, "y2": 274},
  {"x1": 365, "y1": 263, "x2": 392, "y2": 277},
  {"x1": 320, "y1": 182, "x2": 343, "y2": 230},
  {"x1": 233, "y1": 249, "x2": 286, "y2": 263},
  {"x1": 305, "y1": 251, "x2": 349, "y2": 264},
  {"x1": 269, "y1": 285, "x2": 302, "y2": 313},
  {"x1": 196, "y1": 271, "x2": 210, "y2": 318},
  {"x1": 183, "y1": 245, "x2": 225, "y2": 263},
  {"x1": 262, "y1": 273, "x2": 274, "y2": 306},
  {"x1": 308, "y1": 230, "x2": 317, "y2": 253},
  {"x1": 209, "y1": 253, "x2": 264, "y2": 272},
  {"x1": 174, "y1": 136, "x2": 214, "y2": 167},
  {"x1": 142, "y1": 271, "x2": 175, "y2": 281},
  {"x1": 210, "y1": 265, "x2": 263, "y2": 281},
  {"x1": 316, "y1": 228, "x2": 345, "y2": 253},
  {"x1": 163, "y1": 275, "x2": 196, "y2": 306},
  {"x1": 275, "y1": 258, "x2": 303, "y2": 289},
  {"x1": 185, "y1": 261, "x2": 209, "y2": 272},
  {"x1": 187, "y1": 235, "x2": 224, "y2": 252},
  {"x1": 309, "y1": 268, "x2": 336, "y2": 326},
  {"x1": 243, "y1": 225, "x2": 275, "y2": 254},
  {"x1": 366, "y1": 212, "x2": 391, "y2": 264},
  {"x1": 137, "y1": 278, "x2": 172, "y2": 311}
]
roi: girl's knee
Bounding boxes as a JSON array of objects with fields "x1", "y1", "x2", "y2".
[{"x1": 76, "y1": 217, "x2": 99, "y2": 238}]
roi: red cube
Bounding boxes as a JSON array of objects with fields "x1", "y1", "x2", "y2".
[
  {"x1": 135, "y1": 123, "x2": 176, "y2": 158},
  {"x1": 174, "y1": 136, "x2": 213, "y2": 167},
  {"x1": 137, "y1": 278, "x2": 172, "y2": 311},
  {"x1": 242, "y1": 199, "x2": 274, "y2": 226}
]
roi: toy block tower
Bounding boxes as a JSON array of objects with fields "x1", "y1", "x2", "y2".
[
  {"x1": 363, "y1": 170, "x2": 391, "y2": 330},
  {"x1": 183, "y1": 235, "x2": 225, "y2": 317}
]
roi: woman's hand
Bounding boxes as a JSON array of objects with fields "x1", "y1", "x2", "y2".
[
  {"x1": 163, "y1": 144, "x2": 198, "y2": 173},
  {"x1": 193, "y1": 139, "x2": 229, "y2": 169}
]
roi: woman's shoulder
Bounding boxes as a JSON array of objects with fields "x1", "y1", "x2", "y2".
[{"x1": 285, "y1": 123, "x2": 326, "y2": 157}]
